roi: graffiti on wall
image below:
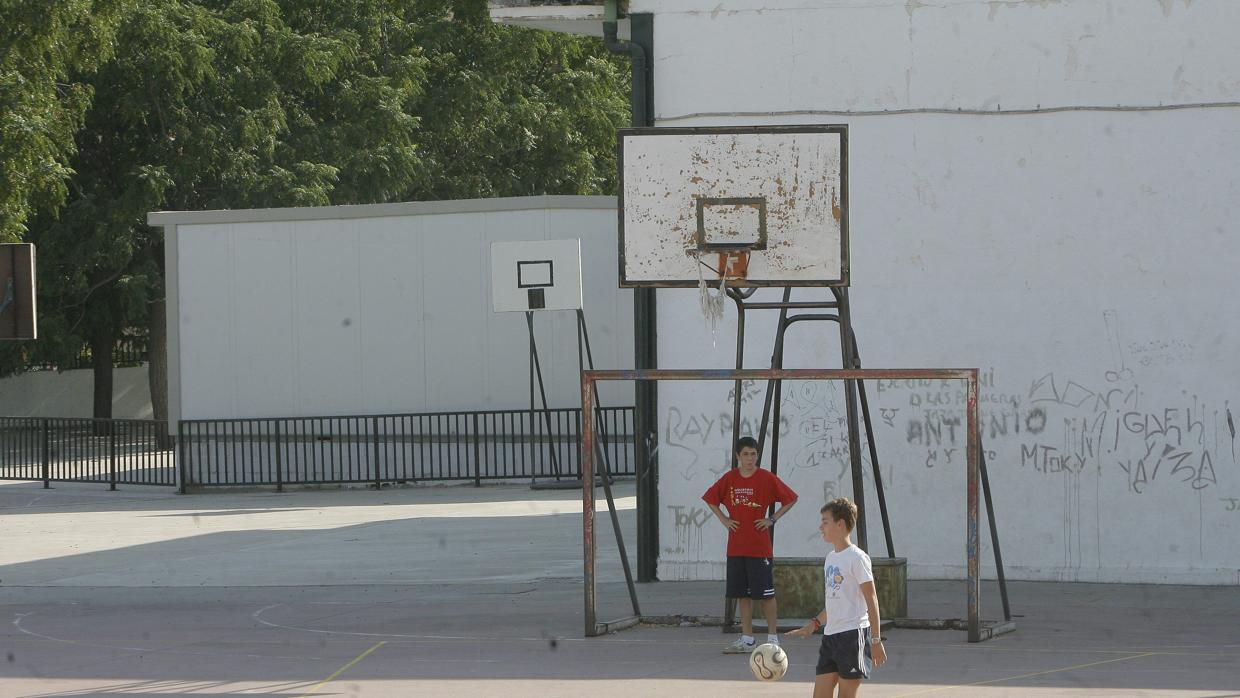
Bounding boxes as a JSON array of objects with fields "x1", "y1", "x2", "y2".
[
  {"x1": 665, "y1": 503, "x2": 712, "y2": 559},
  {"x1": 866, "y1": 311, "x2": 1235, "y2": 501}
]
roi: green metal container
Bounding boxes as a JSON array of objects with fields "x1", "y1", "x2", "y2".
[{"x1": 773, "y1": 556, "x2": 907, "y2": 620}]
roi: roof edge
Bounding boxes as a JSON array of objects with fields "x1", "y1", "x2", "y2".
[{"x1": 147, "y1": 195, "x2": 617, "y2": 227}]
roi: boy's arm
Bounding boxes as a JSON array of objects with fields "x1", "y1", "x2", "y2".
[
  {"x1": 706, "y1": 502, "x2": 738, "y2": 531},
  {"x1": 755, "y1": 497, "x2": 796, "y2": 530},
  {"x1": 860, "y1": 580, "x2": 887, "y2": 666},
  {"x1": 787, "y1": 608, "x2": 827, "y2": 638}
]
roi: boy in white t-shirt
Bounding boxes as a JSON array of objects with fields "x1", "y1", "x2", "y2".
[{"x1": 788, "y1": 498, "x2": 886, "y2": 697}]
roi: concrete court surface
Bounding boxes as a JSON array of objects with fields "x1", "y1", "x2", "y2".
[{"x1": 1, "y1": 480, "x2": 1238, "y2": 697}]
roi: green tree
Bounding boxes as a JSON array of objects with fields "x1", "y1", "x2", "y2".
[
  {"x1": 408, "y1": 18, "x2": 629, "y2": 200},
  {"x1": 0, "y1": 0, "x2": 129, "y2": 241}
]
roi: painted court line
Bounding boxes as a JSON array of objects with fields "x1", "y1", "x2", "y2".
[
  {"x1": 886, "y1": 651, "x2": 1159, "y2": 697},
  {"x1": 297, "y1": 641, "x2": 386, "y2": 698},
  {"x1": 12, "y1": 611, "x2": 322, "y2": 662},
  {"x1": 253, "y1": 603, "x2": 605, "y2": 643},
  {"x1": 251, "y1": 604, "x2": 750, "y2": 645}
]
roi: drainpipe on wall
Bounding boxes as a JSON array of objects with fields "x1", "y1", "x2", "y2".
[
  {"x1": 603, "y1": 2, "x2": 648, "y2": 128},
  {"x1": 603, "y1": 1, "x2": 658, "y2": 583}
]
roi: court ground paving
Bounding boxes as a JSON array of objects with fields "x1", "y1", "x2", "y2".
[{"x1": 1, "y1": 480, "x2": 1236, "y2": 697}]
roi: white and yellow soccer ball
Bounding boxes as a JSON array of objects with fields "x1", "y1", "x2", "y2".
[{"x1": 749, "y1": 642, "x2": 789, "y2": 681}]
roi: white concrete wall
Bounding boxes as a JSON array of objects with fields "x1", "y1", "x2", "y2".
[
  {"x1": 160, "y1": 197, "x2": 632, "y2": 421},
  {"x1": 632, "y1": 0, "x2": 1240, "y2": 584},
  {"x1": 0, "y1": 366, "x2": 153, "y2": 419}
]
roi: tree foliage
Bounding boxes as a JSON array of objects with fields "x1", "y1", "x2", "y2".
[
  {"x1": 0, "y1": 0, "x2": 130, "y2": 240},
  {"x1": 409, "y1": 14, "x2": 629, "y2": 199}
]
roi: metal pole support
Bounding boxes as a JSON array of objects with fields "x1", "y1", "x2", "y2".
[
  {"x1": 176, "y1": 420, "x2": 189, "y2": 495},
  {"x1": 372, "y1": 416, "x2": 382, "y2": 490},
  {"x1": 41, "y1": 418, "x2": 50, "y2": 489},
  {"x1": 109, "y1": 421, "x2": 117, "y2": 491},
  {"x1": 472, "y1": 413, "x2": 482, "y2": 487},
  {"x1": 966, "y1": 371, "x2": 981, "y2": 643},
  {"x1": 273, "y1": 421, "x2": 283, "y2": 493}
]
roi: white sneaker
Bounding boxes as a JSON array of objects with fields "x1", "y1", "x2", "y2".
[
  {"x1": 767, "y1": 635, "x2": 780, "y2": 646},
  {"x1": 723, "y1": 637, "x2": 757, "y2": 654}
]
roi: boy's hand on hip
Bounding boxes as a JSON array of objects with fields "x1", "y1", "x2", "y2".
[
  {"x1": 754, "y1": 517, "x2": 774, "y2": 530},
  {"x1": 720, "y1": 517, "x2": 738, "y2": 532}
]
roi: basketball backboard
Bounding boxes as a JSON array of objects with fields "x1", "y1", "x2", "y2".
[
  {"x1": 490, "y1": 239, "x2": 583, "y2": 313},
  {"x1": 618, "y1": 125, "x2": 848, "y2": 287}
]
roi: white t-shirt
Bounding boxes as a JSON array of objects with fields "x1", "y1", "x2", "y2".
[{"x1": 822, "y1": 544, "x2": 874, "y2": 636}]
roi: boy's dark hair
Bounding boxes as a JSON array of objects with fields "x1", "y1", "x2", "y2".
[
  {"x1": 821, "y1": 498, "x2": 858, "y2": 532},
  {"x1": 734, "y1": 436, "x2": 759, "y2": 453}
]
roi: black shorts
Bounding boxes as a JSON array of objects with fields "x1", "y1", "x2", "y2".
[
  {"x1": 816, "y1": 626, "x2": 874, "y2": 680},
  {"x1": 725, "y1": 556, "x2": 775, "y2": 600}
]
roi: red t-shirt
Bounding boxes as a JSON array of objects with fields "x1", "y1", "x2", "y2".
[{"x1": 702, "y1": 468, "x2": 797, "y2": 558}]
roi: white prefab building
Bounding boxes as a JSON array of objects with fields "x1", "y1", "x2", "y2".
[
  {"x1": 631, "y1": 1, "x2": 1240, "y2": 584},
  {"x1": 149, "y1": 196, "x2": 632, "y2": 424}
]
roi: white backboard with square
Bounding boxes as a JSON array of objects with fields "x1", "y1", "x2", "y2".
[
  {"x1": 619, "y1": 125, "x2": 848, "y2": 287},
  {"x1": 490, "y1": 239, "x2": 583, "y2": 312}
]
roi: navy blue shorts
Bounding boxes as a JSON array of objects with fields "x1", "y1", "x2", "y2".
[
  {"x1": 816, "y1": 626, "x2": 874, "y2": 679},
  {"x1": 725, "y1": 556, "x2": 775, "y2": 600}
]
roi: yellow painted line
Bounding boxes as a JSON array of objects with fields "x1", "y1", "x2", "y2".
[
  {"x1": 886, "y1": 651, "x2": 1159, "y2": 698},
  {"x1": 298, "y1": 641, "x2": 386, "y2": 697}
]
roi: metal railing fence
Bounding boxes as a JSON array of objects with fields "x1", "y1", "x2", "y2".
[
  {"x1": 178, "y1": 406, "x2": 634, "y2": 492},
  {"x1": 0, "y1": 417, "x2": 176, "y2": 487},
  {"x1": 1, "y1": 407, "x2": 635, "y2": 493}
]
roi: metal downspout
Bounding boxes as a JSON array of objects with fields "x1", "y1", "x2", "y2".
[{"x1": 604, "y1": 3, "x2": 657, "y2": 583}]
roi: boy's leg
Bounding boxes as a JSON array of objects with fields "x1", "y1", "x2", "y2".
[
  {"x1": 738, "y1": 597, "x2": 754, "y2": 635},
  {"x1": 835, "y1": 678, "x2": 861, "y2": 697},
  {"x1": 818, "y1": 627, "x2": 870, "y2": 694},
  {"x1": 813, "y1": 673, "x2": 839, "y2": 698},
  {"x1": 723, "y1": 557, "x2": 758, "y2": 652},
  {"x1": 761, "y1": 596, "x2": 778, "y2": 634},
  {"x1": 831, "y1": 627, "x2": 873, "y2": 693}
]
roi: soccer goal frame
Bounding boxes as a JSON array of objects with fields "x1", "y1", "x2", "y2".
[{"x1": 581, "y1": 367, "x2": 1000, "y2": 642}]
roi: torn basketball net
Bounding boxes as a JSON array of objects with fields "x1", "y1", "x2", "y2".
[{"x1": 695, "y1": 250, "x2": 750, "y2": 344}]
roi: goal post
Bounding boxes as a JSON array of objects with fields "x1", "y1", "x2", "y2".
[{"x1": 581, "y1": 367, "x2": 994, "y2": 641}]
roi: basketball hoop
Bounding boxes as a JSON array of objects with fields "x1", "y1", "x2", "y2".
[{"x1": 717, "y1": 249, "x2": 750, "y2": 281}]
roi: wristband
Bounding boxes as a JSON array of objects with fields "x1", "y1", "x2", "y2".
[{"x1": 810, "y1": 617, "x2": 822, "y2": 630}]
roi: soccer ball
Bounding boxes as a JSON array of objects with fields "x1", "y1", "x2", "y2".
[{"x1": 749, "y1": 642, "x2": 789, "y2": 681}]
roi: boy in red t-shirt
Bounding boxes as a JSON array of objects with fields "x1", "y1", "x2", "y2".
[{"x1": 703, "y1": 436, "x2": 798, "y2": 653}]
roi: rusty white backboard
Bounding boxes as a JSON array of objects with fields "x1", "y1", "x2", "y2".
[{"x1": 618, "y1": 125, "x2": 848, "y2": 287}]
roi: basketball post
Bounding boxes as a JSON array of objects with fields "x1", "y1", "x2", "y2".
[
  {"x1": 488, "y1": 241, "x2": 637, "y2": 604},
  {"x1": 524, "y1": 311, "x2": 565, "y2": 482},
  {"x1": 718, "y1": 283, "x2": 891, "y2": 631}
]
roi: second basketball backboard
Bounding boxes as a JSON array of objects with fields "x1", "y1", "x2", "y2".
[
  {"x1": 618, "y1": 125, "x2": 848, "y2": 288},
  {"x1": 490, "y1": 239, "x2": 583, "y2": 313}
]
